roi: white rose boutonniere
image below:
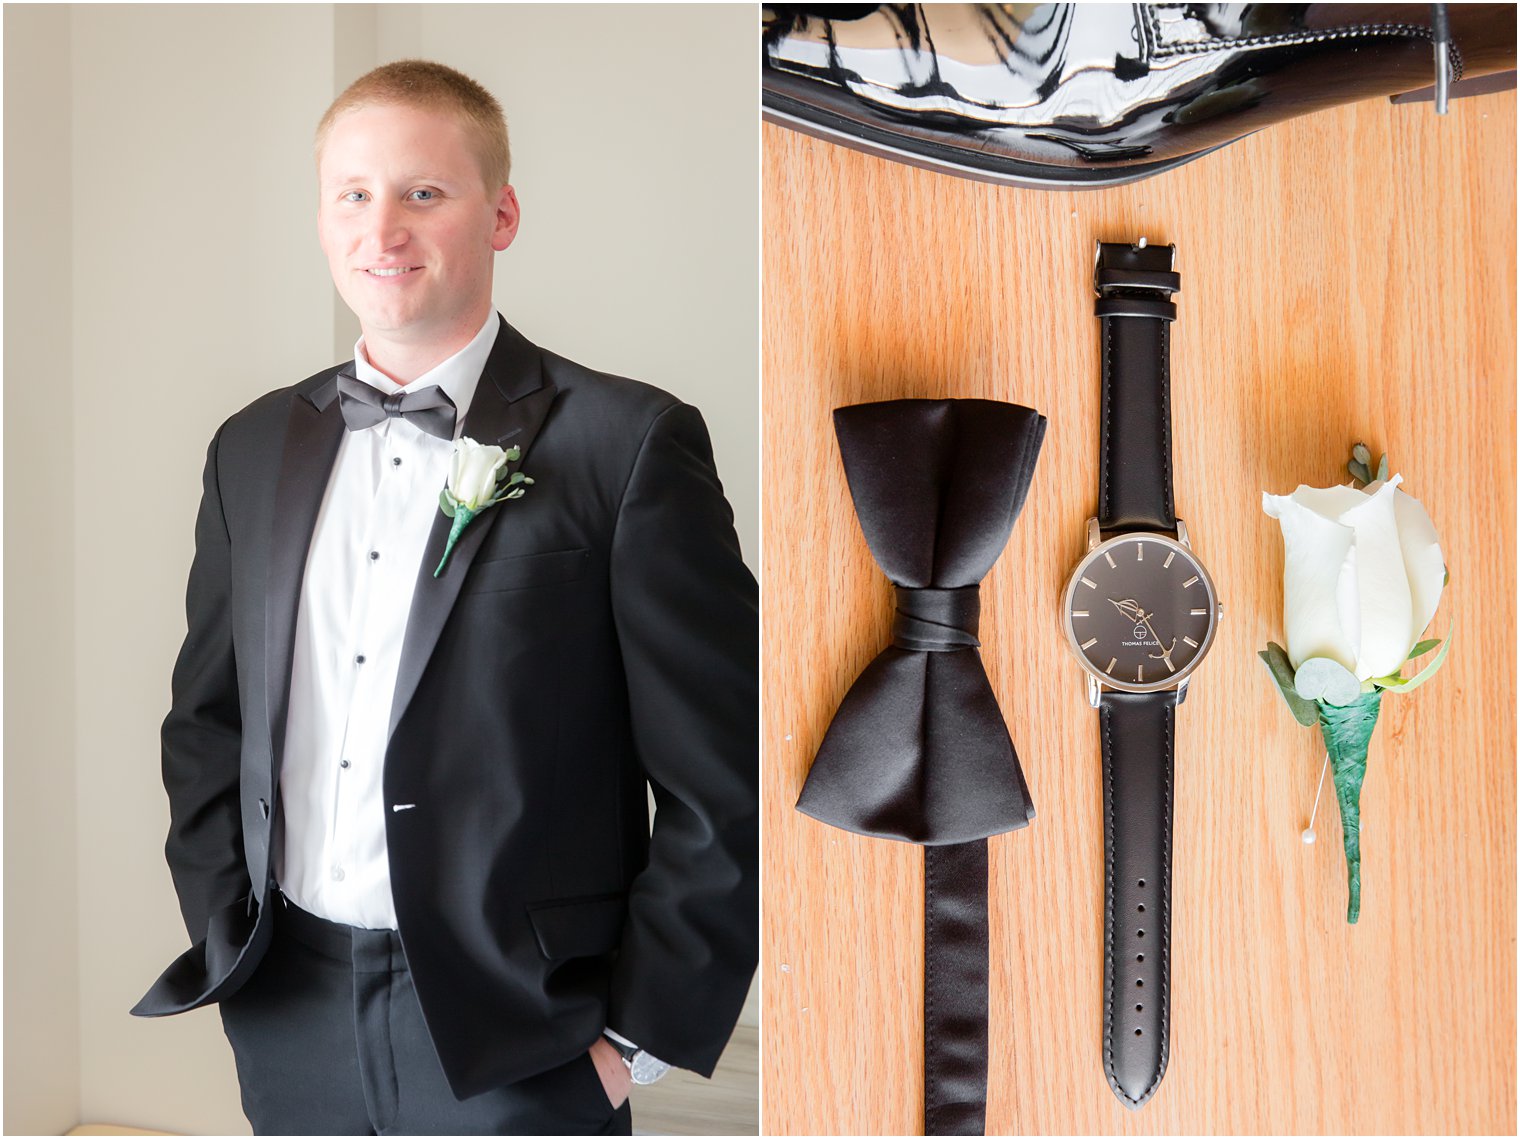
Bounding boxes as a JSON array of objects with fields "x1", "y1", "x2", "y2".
[
  {"x1": 434, "y1": 437, "x2": 533, "y2": 577},
  {"x1": 1260, "y1": 443, "x2": 1451, "y2": 923}
]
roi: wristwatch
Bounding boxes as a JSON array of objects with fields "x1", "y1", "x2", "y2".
[
  {"x1": 1060, "y1": 240, "x2": 1222, "y2": 1109},
  {"x1": 601, "y1": 1030, "x2": 671, "y2": 1086}
]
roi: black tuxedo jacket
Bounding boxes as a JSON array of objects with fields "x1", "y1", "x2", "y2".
[{"x1": 132, "y1": 317, "x2": 759, "y2": 1100}]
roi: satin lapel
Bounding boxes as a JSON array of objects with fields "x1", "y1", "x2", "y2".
[
  {"x1": 387, "y1": 323, "x2": 560, "y2": 741},
  {"x1": 265, "y1": 374, "x2": 345, "y2": 788}
]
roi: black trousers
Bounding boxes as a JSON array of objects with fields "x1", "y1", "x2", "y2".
[{"x1": 217, "y1": 894, "x2": 632, "y2": 1136}]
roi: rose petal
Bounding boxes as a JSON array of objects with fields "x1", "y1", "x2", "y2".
[
  {"x1": 1334, "y1": 478, "x2": 1413, "y2": 679},
  {"x1": 1262, "y1": 490, "x2": 1358, "y2": 672},
  {"x1": 1287, "y1": 482, "x2": 1371, "y2": 522},
  {"x1": 451, "y1": 439, "x2": 507, "y2": 508},
  {"x1": 1390, "y1": 483, "x2": 1446, "y2": 642}
]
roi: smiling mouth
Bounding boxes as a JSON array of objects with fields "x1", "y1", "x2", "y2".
[{"x1": 365, "y1": 266, "x2": 420, "y2": 277}]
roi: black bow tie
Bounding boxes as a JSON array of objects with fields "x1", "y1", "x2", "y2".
[
  {"x1": 797, "y1": 398, "x2": 1047, "y2": 1137},
  {"x1": 797, "y1": 398, "x2": 1046, "y2": 845},
  {"x1": 337, "y1": 373, "x2": 457, "y2": 441}
]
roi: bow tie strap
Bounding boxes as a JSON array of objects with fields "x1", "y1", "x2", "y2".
[{"x1": 892, "y1": 586, "x2": 980, "y2": 652}]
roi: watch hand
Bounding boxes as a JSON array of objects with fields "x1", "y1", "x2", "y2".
[
  {"x1": 1140, "y1": 611, "x2": 1176, "y2": 669},
  {"x1": 1109, "y1": 597, "x2": 1146, "y2": 623}
]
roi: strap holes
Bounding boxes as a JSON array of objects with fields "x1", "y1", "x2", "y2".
[
  {"x1": 1137, "y1": 929, "x2": 1145, "y2": 938},
  {"x1": 1137, "y1": 879, "x2": 1145, "y2": 888},
  {"x1": 1135, "y1": 1004, "x2": 1143, "y2": 1012},
  {"x1": 1137, "y1": 904, "x2": 1145, "y2": 913},
  {"x1": 1134, "y1": 1028, "x2": 1143, "y2": 1036},
  {"x1": 1136, "y1": 953, "x2": 1145, "y2": 962},
  {"x1": 1136, "y1": 979, "x2": 1144, "y2": 988}
]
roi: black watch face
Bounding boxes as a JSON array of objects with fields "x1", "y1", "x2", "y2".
[{"x1": 1062, "y1": 533, "x2": 1219, "y2": 691}]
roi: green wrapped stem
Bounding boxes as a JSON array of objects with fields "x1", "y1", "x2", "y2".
[
  {"x1": 433, "y1": 506, "x2": 476, "y2": 577},
  {"x1": 1317, "y1": 692, "x2": 1382, "y2": 924}
]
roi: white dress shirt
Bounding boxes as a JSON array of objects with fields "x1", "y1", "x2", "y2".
[{"x1": 275, "y1": 313, "x2": 498, "y2": 929}]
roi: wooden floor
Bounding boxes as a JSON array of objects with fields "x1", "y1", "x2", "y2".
[{"x1": 761, "y1": 91, "x2": 1516, "y2": 1135}]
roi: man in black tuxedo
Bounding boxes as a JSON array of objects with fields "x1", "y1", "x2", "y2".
[{"x1": 132, "y1": 60, "x2": 758, "y2": 1135}]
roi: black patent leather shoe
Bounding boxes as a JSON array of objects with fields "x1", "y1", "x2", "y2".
[{"x1": 762, "y1": 4, "x2": 1517, "y2": 188}]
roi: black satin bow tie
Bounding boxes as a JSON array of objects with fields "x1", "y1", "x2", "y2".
[
  {"x1": 337, "y1": 373, "x2": 457, "y2": 441},
  {"x1": 797, "y1": 398, "x2": 1046, "y2": 1137},
  {"x1": 797, "y1": 398, "x2": 1047, "y2": 845}
]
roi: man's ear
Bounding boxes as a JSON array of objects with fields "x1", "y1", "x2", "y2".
[{"x1": 493, "y1": 186, "x2": 521, "y2": 252}]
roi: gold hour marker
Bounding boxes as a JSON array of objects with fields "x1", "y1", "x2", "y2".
[
  {"x1": 1081, "y1": 577, "x2": 1097, "y2": 589},
  {"x1": 1163, "y1": 552, "x2": 1175, "y2": 569},
  {"x1": 1190, "y1": 608, "x2": 1208, "y2": 616},
  {"x1": 1081, "y1": 637, "x2": 1098, "y2": 650},
  {"x1": 1162, "y1": 656, "x2": 1175, "y2": 673},
  {"x1": 1073, "y1": 610, "x2": 1089, "y2": 618},
  {"x1": 1105, "y1": 658, "x2": 1117, "y2": 674},
  {"x1": 1183, "y1": 636, "x2": 1198, "y2": 648},
  {"x1": 1137, "y1": 664, "x2": 1145, "y2": 683},
  {"x1": 1136, "y1": 544, "x2": 1144, "y2": 561},
  {"x1": 1183, "y1": 575, "x2": 1199, "y2": 588},
  {"x1": 1104, "y1": 552, "x2": 1116, "y2": 568}
]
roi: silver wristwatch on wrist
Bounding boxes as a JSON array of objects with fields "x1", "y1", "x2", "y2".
[{"x1": 602, "y1": 1029, "x2": 672, "y2": 1086}]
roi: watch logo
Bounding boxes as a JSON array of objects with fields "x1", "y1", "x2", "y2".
[{"x1": 1133, "y1": 624, "x2": 1147, "y2": 639}]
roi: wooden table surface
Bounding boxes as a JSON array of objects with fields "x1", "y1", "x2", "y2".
[{"x1": 760, "y1": 91, "x2": 1516, "y2": 1135}]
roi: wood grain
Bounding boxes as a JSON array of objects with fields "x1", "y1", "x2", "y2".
[{"x1": 761, "y1": 92, "x2": 1516, "y2": 1135}]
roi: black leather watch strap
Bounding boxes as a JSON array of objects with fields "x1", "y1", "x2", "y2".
[
  {"x1": 1095, "y1": 241, "x2": 1179, "y2": 534},
  {"x1": 1098, "y1": 689, "x2": 1177, "y2": 1109}
]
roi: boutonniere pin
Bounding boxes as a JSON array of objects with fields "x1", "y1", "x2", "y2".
[
  {"x1": 434, "y1": 437, "x2": 533, "y2": 577},
  {"x1": 1259, "y1": 443, "x2": 1450, "y2": 923}
]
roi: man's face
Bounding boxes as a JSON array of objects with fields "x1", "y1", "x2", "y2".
[{"x1": 317, "y1": 103, "x2": 518, "y2": 347}]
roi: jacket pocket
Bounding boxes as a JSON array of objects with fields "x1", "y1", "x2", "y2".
[
  {"x1": 525, "y1": 892, "x2": 626, "y2": 960},
  {"x1": 462, "y1": 548, "x2": 589, "y2": 594}
]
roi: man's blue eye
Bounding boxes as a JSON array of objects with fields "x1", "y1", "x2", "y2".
[
  {"x1": 344, "y1": 191, "x2": 367, "y2": 202},
  {"x1": 410, "y1": 189, "x2": 435, "y2": 201}
]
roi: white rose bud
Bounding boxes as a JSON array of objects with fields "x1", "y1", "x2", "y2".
[
  {"x1": 1262, "y1": 475, "x2": 1445, "y2": 681},
  {"x1": 448, "y1": 437, "x2": 508, "y2": 510}
]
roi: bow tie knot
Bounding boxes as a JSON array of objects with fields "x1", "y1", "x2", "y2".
[{"x1": 892, "y1": 586, "x2": 980, "y2": 652}]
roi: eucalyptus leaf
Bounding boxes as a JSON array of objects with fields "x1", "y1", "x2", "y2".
[
  {"x1": 1377, "y1": 453, "x2": 1389, "y2": 482},
  {"x1": 1294, "y1": 656, "x2": 1363, "y2": 707},
  {"x1": 438, "y1": 488, "x2": 457, "y2": 518},
  {"x1": 1348, "y1": 460, "x2": 1372, "y2": 485},
  {"x1": 508, "y1": 472, "x2": 526, "y2": 485},
  {"x1": 1258, "y1": 643, "x2": 1319, "y2": 727},
  {"x1": 506, "y1": 488, "x2": 525, "y2": 499},
  {"x1": 504, "y1": 445, "x2": 522, "y2": 461},
  {"x1": 1351, "y1": 442, "x2": 1371, "y2": 466}
]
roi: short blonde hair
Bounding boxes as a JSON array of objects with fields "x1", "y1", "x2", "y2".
[{"x1": 315, "y1": 59, "x2": 511, "y2": 190}]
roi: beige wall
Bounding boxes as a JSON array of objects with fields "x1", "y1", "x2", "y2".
[
  {"x1": 4, "y1": 6, "x2": 82, "y2": 1136},
  {"x1": 5, "y1": 5, "x2": 758, "y2": 1133}
]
